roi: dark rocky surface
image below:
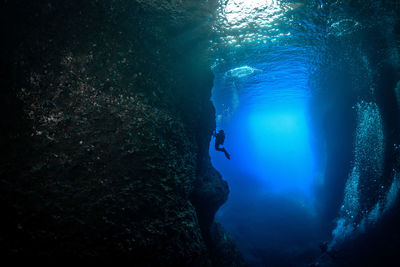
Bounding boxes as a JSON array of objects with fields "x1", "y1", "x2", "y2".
[{"x1": 0, "y1": 0, "x2": 244, "y2": 265}]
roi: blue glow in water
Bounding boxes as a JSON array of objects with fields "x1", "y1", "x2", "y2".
[
  {"x1": 249, "y1": 106, "x2": 314, "y2": 191},
  {"x1": 210, "y1": 62, "x2": 321, "y2": 264},
  {"x1": 211, "y1": 60, "x2": 317, "y2": 197},
  {"x1": 221, "y1": 103, "x2": 315, "y2": 195}
]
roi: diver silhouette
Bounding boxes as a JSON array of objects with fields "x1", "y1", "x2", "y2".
[{"x1": 213, "y1": 129, "x2": 230, "y2": 160}]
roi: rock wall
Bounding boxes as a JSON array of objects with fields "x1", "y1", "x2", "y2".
[
  {"x1": 309, "y1": 1, "x2": 400, "y2": 265},
  {"x1": 0, "y1": 1, "x2": 243, "y2": 265}
]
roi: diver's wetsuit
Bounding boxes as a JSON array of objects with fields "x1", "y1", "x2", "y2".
[{"x1": 214, "y1": 130, "x2": 230, "y2": 159}]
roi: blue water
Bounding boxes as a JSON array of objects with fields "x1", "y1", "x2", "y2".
[
  {"x1": 210, "y1": 63, "x2": 322, "y2": 266},
  {"x1": 212, "y1": 59, "x2": 315, "y2": 194},
  {"x1": 209, "y1": 0, "x2": 400, "y2": 266}
]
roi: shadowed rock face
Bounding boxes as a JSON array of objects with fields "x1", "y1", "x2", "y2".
[{"x1": 0, "y1": 1, "x2": 243, "y2": 265}]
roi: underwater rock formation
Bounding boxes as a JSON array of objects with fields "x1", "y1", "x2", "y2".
[
  {"x1": 0, "y1": 0, "x2": 243, "y2": 265},
  {"x1": 309, "y1": 2, "x2": 400, "y2": 265}
]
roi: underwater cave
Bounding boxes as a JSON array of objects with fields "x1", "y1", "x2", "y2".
[{"x1": 1, "y1": 0, "x2": 400, "y2": 266}]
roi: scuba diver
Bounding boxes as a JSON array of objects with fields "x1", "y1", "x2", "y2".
[{"x1": 213, "y1": 129, "x2": 230, "y2": 160}]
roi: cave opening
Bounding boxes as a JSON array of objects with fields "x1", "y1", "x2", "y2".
[
  {"x1": 208, "y1": 0, "x2": 400, "y2": 266},
  {"x1": 210, "y1": 63, "x2": 324, "y2": 266},
  {"x1": 209, "y1": 2, "x2": 330, "y2": 266}
]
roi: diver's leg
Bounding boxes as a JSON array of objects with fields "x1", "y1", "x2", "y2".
[
  {"x1": 216, "y1": 145, "x2": 230, "y2": 159},
  {"x1": 222, "y1": 148, "x2": 230, "y2": 160}
]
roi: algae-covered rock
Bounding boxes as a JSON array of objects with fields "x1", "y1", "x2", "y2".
[
  {"x1": 0, "y1": 0, "x2": 243, "y2": 265},
  {"x1": 210, "y1": 222, "x2": 246, "y2": 267}
]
